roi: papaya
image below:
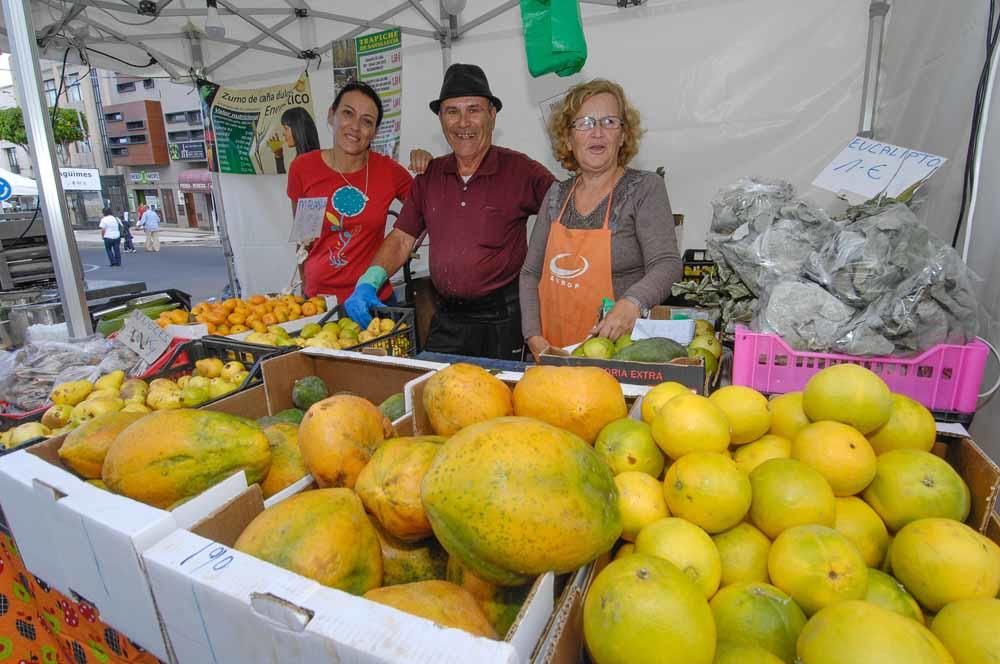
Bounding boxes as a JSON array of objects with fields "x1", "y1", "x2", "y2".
[
  {"x1": 58, "y1": 412, "x2": 146, "y2": 479},
  {"x1": 422, "y1": 363, "x2": 513, "y2": 436},
  {"x1": 612, "y1": 337, "x2": 687, "y2": 362},
  {"x1": 512, "y1": 366, "x2": 627, "y2": 443},
  {"x1": 259, "y1": 423, "x2": 309, "y2": 499},
  {"x1": 422, "y1": 416, "x2": 621, "y2": 586},
  {"x1": 298, "y1": 395, "x2": 385, "y2": 489},
  {"x1": 378, "y1": 393, "x2": 406, "y2": 422},
  {"x1": 291, "y1": 376, "x2": 329, "y2": 410},
  {"x1": 355, "y1": 436, "x2": 443, "y2": 542},
  {"x1": 364, "y1": 580, "x2": 497, "y2": 639},
  {"x1": 447, "y1": 556, "x2": 531, "y2": 637},
  {"x1": 234, "y1": 488, "x2": 382, "y2": 594},
  {"x1": 374, "y1": 524, "x2": 447, "y2": 587},
  {"x1": 102, "y1": 409, "x2": 271, "y2": 509}
]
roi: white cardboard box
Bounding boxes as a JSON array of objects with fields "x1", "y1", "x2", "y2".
[
  {"x1": 0, "y1": 448, "x2": 247, "y2": 662},
  {"x1": 143, "y1": 484, "x2": 552, "y2": 663}
]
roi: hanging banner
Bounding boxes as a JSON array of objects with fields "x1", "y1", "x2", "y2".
[
  {"x1": 332, "y1": 27, "x2": 402, "y2": 160},
  {"x1": 198, "y1": 73, "x2": 315, "y2": 175}
]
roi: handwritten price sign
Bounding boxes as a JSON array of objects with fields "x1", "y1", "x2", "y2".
[
  {"x1": 120, "y1": 310, "x2": 173, "y2": 364},
  {"x1": 813, "y1": 137, "x2": 946, "y2": 200},
  {"x1": 288, "y1": 196, "x2": 326, "y2": 243}
]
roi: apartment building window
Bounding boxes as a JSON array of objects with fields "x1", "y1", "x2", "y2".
[
  {"x1": 76, "y1": 140, "x2": 91, "y2": 154},
  {"x1": 168, "y1": 130, "x2": 190, "y2": 142},
  {"x1": 105, "y1": 112, "x2": 123, "y2": 122},
  {"x1": 127, "y1": 134, "x2": 147, "y2": 144},
  {"x1": 4, "y1": 147, "x2": 18, "y2": 173},
  {"x1": 43, "y1": 79, "x2": 57, "y2": 105},
  {"x1": 111, "y1": 136, "x2": 129, "y2": 145},
  {"x1": 125, "y1": 120, "x2": 145, "y2": 131},
  {"x1": 190, "y1": 129, "x2": 204, "y2": 140},
  {"x1": 67, "y1": 73, "x2": 82, "y2": 102},
  {"x1": 110, "y1": 147, "x2": 129, "y2": 157},
  {"x1": 143, "y1": 78, "x2": 155, "y2": 89},
  {"x1": 165, "y1": 111, "x2": 188, "y2": 124},
  {"x1": 187, "y1": 111, "x2": 202, "y2": 125},
  {"x1": 116, "y1": 81, "x2": 136, "y2": 93}
]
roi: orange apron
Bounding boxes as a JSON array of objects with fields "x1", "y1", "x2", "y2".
[{"x1": 539, "y1": 178, "x2": 615, "y2": 347}]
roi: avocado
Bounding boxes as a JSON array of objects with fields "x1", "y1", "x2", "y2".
[
  {"x1": 378, "y1": 393, "x2": 406, "y2": 422},
  {"x1": 291, "y1": 375, "x2": 329, "y2": 410},
  {"x1": 612, "y1": 337, "x2": 687, "y2": 363}
]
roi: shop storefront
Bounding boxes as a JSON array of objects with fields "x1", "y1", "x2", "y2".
[{"x1": 177, "y1": 167, "x2": 214, "y2": 230}]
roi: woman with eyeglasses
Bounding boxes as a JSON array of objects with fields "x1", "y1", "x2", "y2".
[{"x1": 519, "y1": 79, "x2": 682, "y2": 359}]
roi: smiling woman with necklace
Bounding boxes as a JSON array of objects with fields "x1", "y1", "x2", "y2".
[{"x1": 286, "y1": 82, "x2": 415, "y2": 303}]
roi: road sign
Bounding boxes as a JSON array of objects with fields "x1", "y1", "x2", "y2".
[{"x1": 0, "y1": 177, "x2": 11, "y2": 202}]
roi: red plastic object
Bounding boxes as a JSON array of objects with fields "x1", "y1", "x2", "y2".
[{"x1": 733, "y1": 326, "x2": 989, "y2": 416}]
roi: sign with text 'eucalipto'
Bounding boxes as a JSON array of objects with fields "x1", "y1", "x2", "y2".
[{"x1": 812, "y1": 137, "x2": 946, "y2": 200}]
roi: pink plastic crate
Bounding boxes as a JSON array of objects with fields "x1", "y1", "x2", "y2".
[{"x1": 733, "y1": 326, "x2": 989, "y2": 415}]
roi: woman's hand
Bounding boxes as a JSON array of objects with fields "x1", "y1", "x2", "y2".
[
  {"x1": 527, "y1": 335, "x2": 552, "y2": 362},
  {"x1": 592, "y1": 298, "x2": 640, "y2": 341},
  {"x1": 409, "y1": 149, "x2": 433, "y2": 174}
]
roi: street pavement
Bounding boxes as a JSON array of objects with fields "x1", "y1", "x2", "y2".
[
  {"x1": 75, "y1": 226, "x2": 220, "y2": 248},
  {"x1": 79, "y1": 241, "x2": 230, "y2": 304}
]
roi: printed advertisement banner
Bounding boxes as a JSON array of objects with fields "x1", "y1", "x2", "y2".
[
  {"x1": 198, "y1": 74, "x2": 316, "y2": 175},
  {"x1": 333, "y1": 28, "x2": 402, "y2": 160}
]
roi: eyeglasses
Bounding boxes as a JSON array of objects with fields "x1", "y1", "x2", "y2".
[{"x1": 570, "y1": 115, "x2": 625, "y2": 131}]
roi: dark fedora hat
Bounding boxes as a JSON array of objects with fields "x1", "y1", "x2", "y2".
[{"x1": 429, "y1": 63, "x2": 503, "y2": 114}]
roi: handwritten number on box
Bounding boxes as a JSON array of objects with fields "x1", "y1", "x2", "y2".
[
  {"x1": 120, "y1": 310, "x2": 172, "y2": 364},
  {"x1": 179, "y1": 542, "x2": 235, "y2": 574}
]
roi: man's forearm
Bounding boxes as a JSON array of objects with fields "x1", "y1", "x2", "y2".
[{"x1": 370, "y1": 229, "x2": 417, "y2": 280}]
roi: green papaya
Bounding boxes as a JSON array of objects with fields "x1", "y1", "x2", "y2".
[
  {"x1": 291, "y1": 376, "x2": 329, "y2": 410},
  {"x1": 378, "y1": 393, "x2": 406, "y2": 422},
  {"x1": 611, "y1": 337, "x2": 687, "y2": 363}
]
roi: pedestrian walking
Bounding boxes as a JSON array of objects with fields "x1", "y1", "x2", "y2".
[
  {"x1": 99, "y1": 206, "x2": 123, "y2": 267},
  {"x1": 121, "y1": 210, "x2": 136, "y2": 253},
  {"x1": 137, "y1": 204, "x2": 162, "y2": 252}
]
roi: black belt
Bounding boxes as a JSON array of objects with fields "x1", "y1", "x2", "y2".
[{"x1": 438, "y1": 280, "x2": 519, "y2": 314}]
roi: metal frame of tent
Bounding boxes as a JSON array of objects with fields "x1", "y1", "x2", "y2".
[{"x1": 0, "y1": 0, "x2": 887, "y2": 338}]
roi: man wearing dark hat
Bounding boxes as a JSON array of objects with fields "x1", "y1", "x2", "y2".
[{"x1": 344, "y1": 63, "x2": 555, "y2": 360}]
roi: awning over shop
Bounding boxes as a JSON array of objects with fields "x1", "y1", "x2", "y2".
[
  {"x1": 0, "y1": 167, "x2": 38, "y2": 197},
  {"x1": 178, "y1": 169, "x2": 213, "y2": 192}
]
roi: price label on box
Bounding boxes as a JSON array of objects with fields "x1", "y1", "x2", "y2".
[{"x1": 120, "y1": 310, "x2": 173, "y2": 364}]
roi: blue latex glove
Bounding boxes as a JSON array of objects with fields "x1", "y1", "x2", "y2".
[{"x1": 344, "y1": 283, "x2": 381, "y2": 328}]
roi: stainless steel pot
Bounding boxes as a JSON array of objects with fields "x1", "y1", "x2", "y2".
[{"x1": 8, "y1": 301, "x2": 64, "y2": 347}]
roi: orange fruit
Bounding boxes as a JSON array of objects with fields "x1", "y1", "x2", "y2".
[
  {"x1": 301, "y1": 302, "x2": 318, "y2": 316},
  {"x1": 227, "y1": 312, "x2": 246, "y2": 325},
  {"x1": 262, "y1": 314, "x2": 277, "y2": 326},
  {"x1": 767, "y1": 524, "x2": 868, "y2": 615},
  {"x1": 215, "y1": 324, "x2": 230, "y2": 335},
  {"x1": 249, "y1": 294, "x2": 266, "y2": 305},
  {"x1": 792, "y1": 421, "x2": 877, "y2": 497}
]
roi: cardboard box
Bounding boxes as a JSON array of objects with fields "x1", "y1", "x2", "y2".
[
  {"x1": 0, "y1": 396, "x2": 264, "y2": 661},
  {"x1": 539, "y1": 351, "x2": 708, "y2": 391},
  {"x1": 535, "y1": 433, "x2": 1000, "y2": 662},
  {"x1": 261, "y1": 348, "x2": 443, "y2": 414},
  {"x1": 143, "y1": 483, "x2": 554, "y2": 663}
]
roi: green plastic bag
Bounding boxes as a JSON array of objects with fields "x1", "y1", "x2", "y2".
[{"x1": 520, "y1": 0, "x2": 588, "y2": 78}]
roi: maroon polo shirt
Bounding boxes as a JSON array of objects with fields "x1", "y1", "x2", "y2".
[{"x1": 394, "y1": 145, "x2": 555, "y2": 300}]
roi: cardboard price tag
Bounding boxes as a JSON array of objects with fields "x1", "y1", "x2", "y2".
[
  {"x1": 288, "y1": 196, "x2": 327, "y2": 243},
  {"x1": 813, "y1": 137, "x2": 946, "y2": 200},
  {"x1": 177, "y1": 541, "x2": 236, "y2": 574},
  {"x1": 120, "y1": 310, "x2": 173, "y2": 364}
]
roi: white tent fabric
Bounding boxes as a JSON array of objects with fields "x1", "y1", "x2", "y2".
[{"x1": 0, "y1": 166, "x2": 38, "y2": 196}]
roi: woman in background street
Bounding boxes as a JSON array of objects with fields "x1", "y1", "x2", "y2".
[{"x1": 99, "y1": 206, "x2": 123, "y2": 267}]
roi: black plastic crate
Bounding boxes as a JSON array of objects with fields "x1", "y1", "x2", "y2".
[
  {"x1": 682, "y1": 249, "x2": 716, "y2": 282},
  {"x1": 317, "y1": 305, "x2": 418, "y2": 357},
  {"x1": 147, "y1": 336, "x2": 286, "y2": 406}
]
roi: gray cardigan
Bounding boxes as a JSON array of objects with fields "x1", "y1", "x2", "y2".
[{"x1": 519, "y1": 169, "x2": 682, "y2": 339}]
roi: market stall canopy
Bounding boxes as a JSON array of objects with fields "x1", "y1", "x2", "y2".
[{"x1": 0, "y1": 167, "x2": 38, "y2": 197}]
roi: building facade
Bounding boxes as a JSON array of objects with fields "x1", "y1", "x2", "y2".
[
  {"x1": 100, "y1": 74, "x2": 213, "y2": 229},
  {"x1": 1, "y1": 65, "x2": 213, "y2": 228}
]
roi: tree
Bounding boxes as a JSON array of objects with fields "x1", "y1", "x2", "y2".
[{"x1": 0, "y1": 107, "x2": 87, "y2": 164}]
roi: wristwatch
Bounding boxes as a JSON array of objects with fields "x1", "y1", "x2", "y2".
[{"x1": 624, "y1": 296, "x2": 650, "y2": 318}]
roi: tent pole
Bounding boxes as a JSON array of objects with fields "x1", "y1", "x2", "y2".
[
  {"x1": 3, "y1": 0, "x2": 93, "y2": 338},
  {"x1": 441, "y1": 2, "x2": 453, "y2": 72},
  {"x1": 209, "y1": 172, "x2": 241, "y2": 298},
  {"x1": 858, "y1": 1, "x2": 889, "y2": 138}
]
